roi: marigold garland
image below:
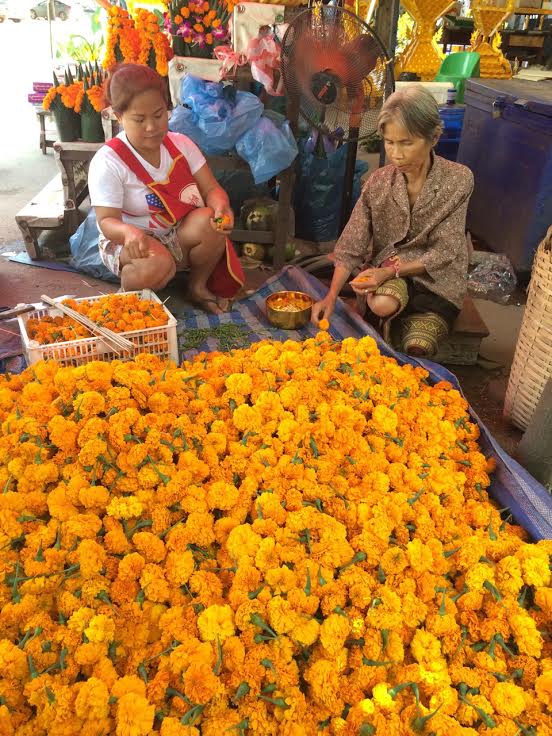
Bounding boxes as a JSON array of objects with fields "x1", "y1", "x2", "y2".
[
  {"x1": 135, "y1": 8, "x2": 173, "y2": 76},
  {"x1": 0, "y1": 334, "x2": 550, "y2": 734},
  {"x1": 103, "y1": 5, "x2": 141, "y2": 70}
]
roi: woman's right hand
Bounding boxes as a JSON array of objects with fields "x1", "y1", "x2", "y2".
[
  {"x1": 311, "y1": 296, "x2": 336, "y2": 326},
  {"x1": 123, "y1": 227, "x2": 153, "y2": 260}
]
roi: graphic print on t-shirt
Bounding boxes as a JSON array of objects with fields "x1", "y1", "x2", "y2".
[
  {"x1": 179, "y1": 183, "x2": 204, "y2": 208},
  {"x1": 145, "y1": 191, "x2": 171, "y2": 230}
]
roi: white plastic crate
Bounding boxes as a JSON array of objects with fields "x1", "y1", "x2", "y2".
[{"x1": 18, "y1": 290, "x2": 179, "y2": 367}]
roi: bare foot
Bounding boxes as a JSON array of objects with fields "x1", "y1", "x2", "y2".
[{"x1": 189, "y1": 288, "x2": 226, "y2": 315}]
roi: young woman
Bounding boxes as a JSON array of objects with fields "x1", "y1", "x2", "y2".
[
  {"x1": 88, "y1": 63, "x2": 243, "y2": 313},
  {"x1": 312, "y1": 85, "x2": 474, "y2": 358}
]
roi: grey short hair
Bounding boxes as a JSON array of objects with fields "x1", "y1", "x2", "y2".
[{"x1": 378, "y1": 85, "x2": 443, "y2": 142}]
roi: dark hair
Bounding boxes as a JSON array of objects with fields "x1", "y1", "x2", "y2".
[{"x1": 105, "y1": 63, "x2": 169, "y2": 114}]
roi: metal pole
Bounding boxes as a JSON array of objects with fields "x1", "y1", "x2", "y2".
[{"x1": 47, "y1": 0, "x2": 54, "y2": 62}]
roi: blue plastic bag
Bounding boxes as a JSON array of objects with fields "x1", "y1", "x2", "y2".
[
  {"x1": 170, "y1": 76, "x2": 262, "y2": 155},
  {"x1": 69, "y1": 210, "x2": 118, "y2": 283},
  {"x1": 235, "y1": 116, "x2": 298, "y2": 185},
  {"x1": 294, "y1": 140, "x2": 369, "y2": 242}
]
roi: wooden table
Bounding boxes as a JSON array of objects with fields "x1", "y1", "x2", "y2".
[{"x1": 36, "y1": 109, "x2": 55, "y2": 155}]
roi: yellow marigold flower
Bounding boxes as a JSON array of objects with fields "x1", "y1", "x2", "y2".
[
  {"x1": 133, "y1": 531, "x2": 166, "y2": 563},
  {"x1": 489, "y1": 681, "x2": 525, "y2": 718},
  {"x1": 197, "y1": 603, "x2": 235, "y2": 642},
  {"x1": 183, "y1": 661, "x2": 219, "y2": 704},
  {"x1": 78, "y1": 484, "x2": 110, "y2": 512},
  {"x1": 75, "y1": 641, "x2": 105, "y2": 666},
  {"x1": 85, "y1": 614, "x2": 116, "y2": 644},
  {"x1": 320, "y1": 613, "x2": 351, "y2": 657},
  {"x1": 74, "y1": 390, "x2": 105, "y2": 419},
  {"x1": 510, "y1": 612, "x2": 543, "y2": 657},
  {"x1": 75, "y1": 677, "x2": 110, "y2": 721},
  {"x1": 165, "y1": 550, "x2": 195, "y2": 586},
  {"x1": 226, "y1": 524, "x2": 262, "y2": 562},
  {"x1": 0, "y1": 640, "x2": 28, "y2": 680},
  {"x1": 207, "y1": 480, "x2": 239, "y2": 511},
  {"x1": 116, "y1": 692, "x2": 154, "y2": 736},
  {"x1": 411, "y1": 629, "x2": 442, "y2": 664},
  {"x1": 291, "y1": 617, "x2": 320, "y2": 647},
  {"x1": 535, "y1": 586, "x2": 552, "y2": 615},
  {"x1": 380, "y1": 547, "x2": 408, "y2": 575},
  {"x1": 160, "y1": 718, "x2": 199, "y2": 735},
  {"x1": 107, "y1": 495, "x2": 143, "y2": 519},
  {"x1": 112, "y1": 676, "x2": 147, "y2": 699},
  {"x1": 371, "y1": 404, "x2": 398, "y2": 434},
  {"x1": 371, "y1": 682, "x2": 396, "y2": 710},
  {"x1": 77, "y1": 538, "x2": 106, "y2": 579},
  {"x1": 225, "y1": 372, "x2": 253, "y2": 397},
  {"x1": 406, "y1": 538, "x2": 434, "y2": 574},
  {"x1": 232, "y1": 404, "x2": 262, "y2": 432},
  {"x1": 68, "y1": 606, "x2": 95, "y2": 633},
  {"x1": 535, "y1": 671, "x2": 552, "y2": 707}
]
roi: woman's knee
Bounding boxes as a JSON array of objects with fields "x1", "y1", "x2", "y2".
[
  {"x1": 368, "y1": 294, "x2": 400, "y2": 318},
  {"x1": 126, "y1": 253, "x2": 175, "y2": 290},
  {"x1": 177, "y1": 207, "x2": 215, "y2": 242}
]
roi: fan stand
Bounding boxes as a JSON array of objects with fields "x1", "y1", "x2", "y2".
[{"x1": 339, "y1": 92, "x2": 364, "y2": 232}]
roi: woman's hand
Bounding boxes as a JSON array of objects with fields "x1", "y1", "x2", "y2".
[
  {"x1": 311, "y1": 295, "x2": 336, "y2": 325},
  {"x1": 350, "y1": 267, "x2": 393, "y2": 294},
  {"x1": 211, "y1": 205, "x2": 234, "y2": 233},
  {"x1": 123, "y1": 227, "x2": 154, "y2": 260}
]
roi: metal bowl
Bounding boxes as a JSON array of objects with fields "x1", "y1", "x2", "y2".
[{"x1": 266, "y1": 291, "x2": 313, "y2": 330}]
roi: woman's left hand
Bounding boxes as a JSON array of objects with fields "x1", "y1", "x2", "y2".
[
  {"x1": 211, "y1": 206, "x2": 234, "y2": 233},
  {"x1": 350, "y1": 267, "x2": 393, "y2": 294}
]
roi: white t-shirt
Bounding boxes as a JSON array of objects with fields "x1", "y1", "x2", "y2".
[{"x1": 88, "y1": 131, "x2": 206, "y2": 235}]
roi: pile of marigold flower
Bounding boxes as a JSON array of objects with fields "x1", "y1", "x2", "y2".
[
  {"x1": 26, "y1": 294, "x2": 168, "y2": 345},
  {"x1": 0, "y1": 333, "x2": 550, "y2": 736}
]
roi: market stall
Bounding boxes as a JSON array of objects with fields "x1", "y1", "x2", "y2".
[{"x1": 2, "y1": 0, "x2": 552, "y2": 733}]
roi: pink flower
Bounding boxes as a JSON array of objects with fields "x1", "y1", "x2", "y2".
[
  {"x1": 177, "y1": 21, "x2": 193, "y2": 36},
  {"x1": 193, "y1": 31, "x2": 206, "y2": 47},
  {"x1": 212, "y1": 25, "x2": 227, "y2": 41}
]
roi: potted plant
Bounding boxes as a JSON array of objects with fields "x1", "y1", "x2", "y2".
[
  {"x1": 42, "y1": 69, "x2": 82, "y2": 142},
  {"x1": 77, "y1": 65, "x2": 106, "y2": 143}
]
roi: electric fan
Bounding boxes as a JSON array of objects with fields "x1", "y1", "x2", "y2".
[{"x1": 280, "y1": 3, "x2": 394, "y2": 232}]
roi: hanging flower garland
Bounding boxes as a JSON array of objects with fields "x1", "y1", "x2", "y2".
[
  {"x1": 103, "y1": 5, "x2": 141, "y2": 70},
  {"x1": 135, "y1": 8, "x2": 174, "y2": 76},
  {"x1": 0, "y1": 334, "x2": 550, "y2": 734}
]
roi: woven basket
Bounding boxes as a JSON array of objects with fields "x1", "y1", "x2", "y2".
[{"x1": 504, "y1": 226, "x2": 552, "y2": 430}]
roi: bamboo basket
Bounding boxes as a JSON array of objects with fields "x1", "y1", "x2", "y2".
[{"x1": 504, "y1": 226, "x2": 552, "y2": 430}]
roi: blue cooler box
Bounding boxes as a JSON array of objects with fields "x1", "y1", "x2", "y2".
[{"x1": 457, "y1": 79, "x2": 552, "y2": 273}]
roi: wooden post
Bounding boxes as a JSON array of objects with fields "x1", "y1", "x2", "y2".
[{"x1": 375, "y1": 0, "x2": 401, "y2": 62}]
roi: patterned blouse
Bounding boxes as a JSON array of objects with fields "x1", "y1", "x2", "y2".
[{"x1": 333, "y1": 154, "x2": 474, "y2": 309}]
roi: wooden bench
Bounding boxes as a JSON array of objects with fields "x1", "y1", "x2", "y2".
[{"x1": 15, "y1": 174, "x2": 67, "y2": 259}]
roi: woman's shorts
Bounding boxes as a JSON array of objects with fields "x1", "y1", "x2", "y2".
[{"x1": 98, "y1": 226, "x2": 187, "y2": 278}]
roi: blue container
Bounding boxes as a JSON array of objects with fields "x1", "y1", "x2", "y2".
[
  {"x1": 457, "y1": 79, "x2": 552, "y2": 273},
  {"x1": 435, "y1": 105, "x2": 465, "y2": 161}
]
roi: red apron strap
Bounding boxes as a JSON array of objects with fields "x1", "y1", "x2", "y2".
[
  {"x1": 162, "y1": 134, "x2": 183, "y2": 160},
  {"x1": 105, "y1": 137, "x2": 155, "y2": 188}
]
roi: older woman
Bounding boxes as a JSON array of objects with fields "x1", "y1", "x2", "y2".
[{"x1": 312, "y1": 85, "x2": 474, "y2": 358}]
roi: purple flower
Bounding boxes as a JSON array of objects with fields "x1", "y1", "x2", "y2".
[
  {"x1": 177, "y1": 21, "x2": 193, "y2": 36},
  {"x1": 212, "y1": 25, "x2": 227, "y2": 41},
  {"x1": 193, "y1": 31, "x2": 206, "y2": 47}
]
